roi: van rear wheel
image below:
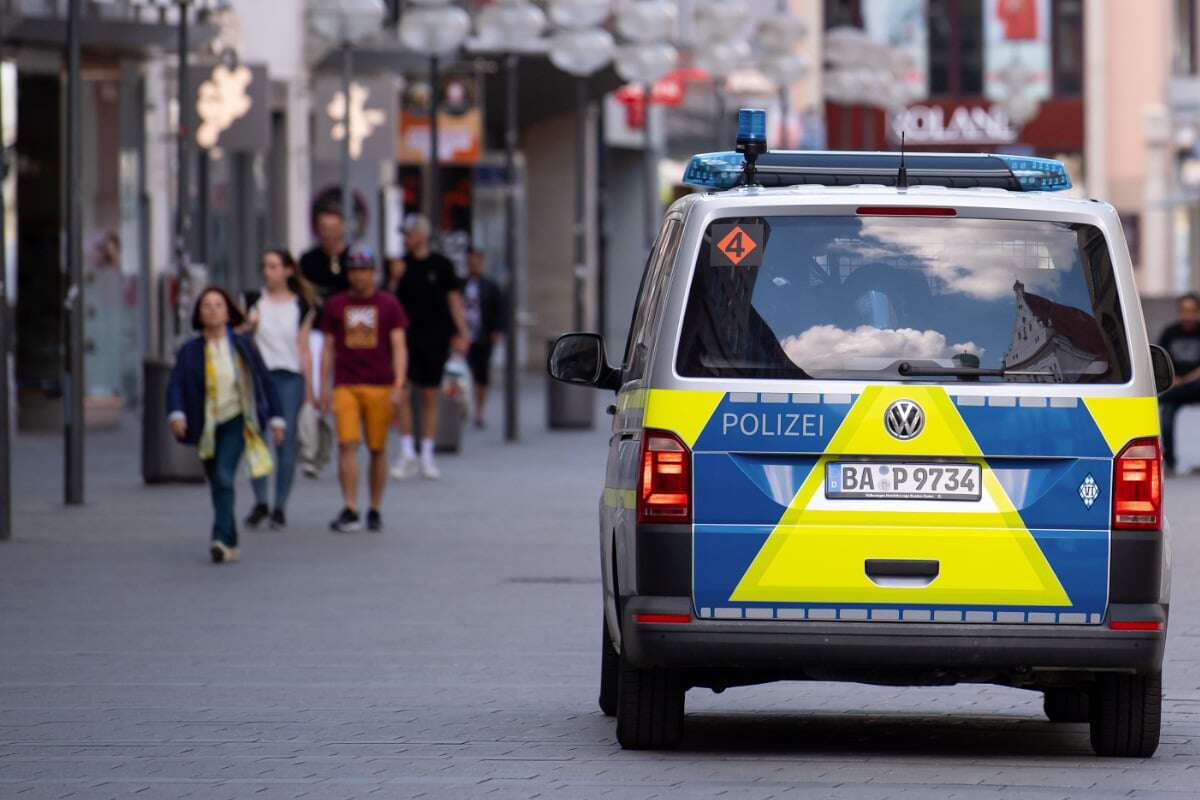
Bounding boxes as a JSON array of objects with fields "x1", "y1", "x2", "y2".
[
  {"x1": 1043, "y1": 688, "x2": 1090, "y2": 723},
  {"x1": 1089, "y1": 673, "x2": 1162, "y2": 757},
  {"x1": 615, "y1": 654, "x2": 684, "y2": 749},
  {"x1": 599, "y1": 619, "x2": 618, "y2": 717}
]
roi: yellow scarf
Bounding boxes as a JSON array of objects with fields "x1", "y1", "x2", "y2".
[{"x1": 198, "y1": 337, "x2": 274, "y2": 479}]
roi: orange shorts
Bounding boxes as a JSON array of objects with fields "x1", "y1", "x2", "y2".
[{"x1": 332, "y1": 385, "x2": 394, "y2": 451}]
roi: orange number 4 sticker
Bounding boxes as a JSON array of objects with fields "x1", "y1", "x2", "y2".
[{"x1": 711, "y1": 222, "x2": 763, "y2": 267}]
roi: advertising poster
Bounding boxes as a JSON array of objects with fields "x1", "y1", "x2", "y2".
[
  {"x1": 398, "y1": 74, "x2": 482, "y2": 165},
  {"x1": 984, "y1": 0, "x2": 1051, "y2": 119},
  {"x1": 862, "y1": 0, "x2": 928, "y2": 103}
]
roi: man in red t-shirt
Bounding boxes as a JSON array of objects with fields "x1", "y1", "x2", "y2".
[{"x1": 319, "y1": 249, "x2": 409, "y2": 532}]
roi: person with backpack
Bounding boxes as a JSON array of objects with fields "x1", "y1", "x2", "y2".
[
  {"x1": 168, "y1": 287, "x2": 284, "y2": 564},
  {"x1": 242, "y1": 249, "x2": 319, "y2": 529}
]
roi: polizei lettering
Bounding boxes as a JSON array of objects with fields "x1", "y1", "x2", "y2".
[{"x1": 721, "y1": 412, "x2": 825, "y2": 438}]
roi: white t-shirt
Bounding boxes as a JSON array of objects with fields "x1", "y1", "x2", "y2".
[{"x1": 254, "y1": 294, "x2": 302, "y2": 373}]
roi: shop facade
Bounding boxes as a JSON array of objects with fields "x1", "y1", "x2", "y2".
[{"x1": 0, "y1": 1, "x2": 191, "y2": 430}]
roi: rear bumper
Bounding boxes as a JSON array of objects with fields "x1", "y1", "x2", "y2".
[{"x1": 621, "y1": 596, "x2": 1166, "y2": 683}]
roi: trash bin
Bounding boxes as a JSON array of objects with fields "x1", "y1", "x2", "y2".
[
  {"x1": 142, "y1": 359, "x2": 205, "y2": 484},
  {"x1": 546, "y1": 339, "x2": 595, "y2": 430}
]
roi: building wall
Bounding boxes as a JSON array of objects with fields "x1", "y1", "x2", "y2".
[
  {"x1": 1102, "y1": 0, "x2": 1170, "y2": 212},
  {"x1": 1091, "y1": 0, "x2": 1174, "y2": 294},
  {"x1": 229, "y1": 0, "x2": 310, "y2": 255},
  {"x1": 603, "y1": 148, "x2": 649, "y2": 351},
  {"x1": 789, "y1": 0, "x2": 823, "y2": 127}
]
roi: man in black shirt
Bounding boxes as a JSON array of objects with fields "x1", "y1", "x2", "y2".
[
  {"x1": 1158, "y1": 292, "x2": 1200, "y2": 472},
  {"x1": 387, "y1": 215, "x2": 469, "y2": 480},
  {"x1": 463, "y1": 247, "x2": 506, "y2": 429},
  {"x1": 299, "y1": 205, "x2": 351, "y2": 301},
  {"x1": 296, "y1": 204, "x2": 351, "y2": 478}
]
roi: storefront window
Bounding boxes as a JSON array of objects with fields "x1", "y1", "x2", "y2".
[
  {"x1": 1052, "y1": 0, "x2": 1085, "y2": 96},
  {"x1": 1174, "y1": 0, "x2": 1198, "y2": 75},
  {"x1": 81, "y1": 73, "x2": 141, "y2": 407},
  {"x1": 928, "y1": 0, "x2": 984, "y2": 97},
  {"x1": 824, "y1": 0, "x2": 863, "y2": 28}
]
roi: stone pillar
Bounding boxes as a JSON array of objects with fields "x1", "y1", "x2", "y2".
[
  {"x1": 1084, "y1": 0, "x2": 1107, "y2": 201},
  {"x1": 1142, "y1": 106, "x2": 1173, "y2": 297}
]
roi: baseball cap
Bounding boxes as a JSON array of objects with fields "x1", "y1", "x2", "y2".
[
  {"x1": 401, "y1": 214, "x2": 432, "y2": 237},
  {"x1": 346, "y1": 247, "x2": 377, "y2": 270}
]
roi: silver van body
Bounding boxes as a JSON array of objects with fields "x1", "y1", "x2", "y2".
[{"x1": 555, "y1": 181, "x2": 1170, "y2": 757}]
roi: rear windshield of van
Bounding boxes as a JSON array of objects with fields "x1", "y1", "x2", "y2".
[{"x1": 675, "y1": 216, "x2": 1131, "y2": 383}]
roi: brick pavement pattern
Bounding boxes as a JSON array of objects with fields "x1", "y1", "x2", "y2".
[{"x1": 1, "y1": 389, "x2": 1199, "y2": 799}]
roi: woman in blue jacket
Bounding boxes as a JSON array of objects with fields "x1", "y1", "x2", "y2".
[{"x1": 168, "y1": 287, "x2": 285, "y2": 563}]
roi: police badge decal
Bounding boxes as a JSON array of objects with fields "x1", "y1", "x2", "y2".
[{"x1": 1078, "y1": 473, "x2": 1100, "y2": 509}]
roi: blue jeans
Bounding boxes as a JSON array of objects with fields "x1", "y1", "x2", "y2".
[
  {"x1": 203, "y1": 415, "x2": 245, "y2": 547},
  {"x1": 252, "y1": 369, "x2": 304, "y2": 511}
]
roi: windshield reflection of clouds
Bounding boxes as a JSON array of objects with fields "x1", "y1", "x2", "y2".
[
  {"x1": 752, "y1": 218, "x2": 1097, "y2": 375},
  {"x1": 850, "y1": 218, "x2": 1072, "y2": 301},
  {"x1": 782, "y1": 325, "x2": 982, "y2": 371}
]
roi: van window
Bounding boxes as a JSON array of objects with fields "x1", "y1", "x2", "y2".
[
  {"x1": 675, "y1": 215, "x2": 1131, "y2": 383},
  {"x1": 623, "y1": 218, "x2": 682, "y2": 381}
]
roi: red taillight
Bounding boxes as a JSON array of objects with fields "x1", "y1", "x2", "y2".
[
  {"x1": 1108, "y1": 620, "x2": 1163, "y2": 631},
  {"x1": 633, "y1": 613, "x2": 691, "y2": 624},
  {"x1": 1112, "y1": 437, "x2": 1162, "y2": 531},
  {"x1": 856, "y1": 206, "x2": 957, "y2": 217},
  {"x1": 637, "y1": 429, "x2": 692, "y2": 524}
]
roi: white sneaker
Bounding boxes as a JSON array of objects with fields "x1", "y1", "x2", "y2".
[
  {"x1": 420, "y1": 456, "x2": 441, "y2": 480},
  {"x1": 390, "y1": 455, "x2": 419, "y2": 480}
]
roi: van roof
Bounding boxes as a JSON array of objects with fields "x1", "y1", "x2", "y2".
[{"x1": 669, "y1": 184, "x2": 1116, "y2": 221}]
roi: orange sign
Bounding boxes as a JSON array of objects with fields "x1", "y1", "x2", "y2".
[
  {"x1": 398, "y1": 74, "x2": 483, "y2": 165},
  {"x1": 716, "y1": 225, "x2": 758, "y2": 266}
]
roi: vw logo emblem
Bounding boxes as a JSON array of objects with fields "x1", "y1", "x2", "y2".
[{"x1": 884, "y1": 400, "x2": 924, "y2": 440}]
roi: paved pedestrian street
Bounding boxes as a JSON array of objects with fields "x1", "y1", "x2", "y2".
[{"x1": 2, "y1": 390, "x2": 1200, "y2": 800}]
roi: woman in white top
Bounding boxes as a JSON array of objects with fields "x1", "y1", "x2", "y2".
[{"x1": 242, "y1": 249, "x2": 318, "y2": 529}]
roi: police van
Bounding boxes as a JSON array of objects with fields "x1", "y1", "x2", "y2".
[{"x1": 548, "y1": 110, "x2": 1172, "y2": 757}]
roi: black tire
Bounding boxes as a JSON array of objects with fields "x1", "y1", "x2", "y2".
[
  {"x1": 1089, "y1": 673, "x2": 1162, "y2": 757},
  {"x1": 615, "y1": 652, "x2": 685, "y2": 749},
  {"x1": 599, "y1": 618, "x2": 618, "y2": 717},
  {"x1": 1044, "y1": 688, "x2": 1090, "y2": 723}
]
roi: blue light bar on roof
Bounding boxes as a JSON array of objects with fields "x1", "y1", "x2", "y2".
[
  {"x1": 681, "y1": 151, "x2": 745, "y2": 189},
  {"x1": 993, "y1": 154, "x2": 1073, "y2": 192},
  {"x1": 680, "y1": 150, "x2": 1075, "y2": 192}
]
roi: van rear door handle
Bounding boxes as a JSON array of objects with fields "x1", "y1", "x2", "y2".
[{"x1": 865, "y1": 559, "x2": 939, "y2": 587}]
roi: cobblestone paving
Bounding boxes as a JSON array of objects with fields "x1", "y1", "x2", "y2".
[{"x1": 2, "y1": 391, "x2": 1198, "y2": 799}]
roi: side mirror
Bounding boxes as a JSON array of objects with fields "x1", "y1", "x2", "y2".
[
  {"x1": 1150, "y1": 344, "x2": 1175, "y2": 395},
  {"x1": 547, "y1": 333, "x2": 620, "y2": 390}
]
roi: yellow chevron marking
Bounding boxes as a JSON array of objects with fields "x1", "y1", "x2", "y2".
[
  {"x1": 730, "y1": 386, "x2": 1070, "y2": 607},
  {"x1": 644, "y1": 389, "x2": 725, "y2": 448},
  {"x1": 1082, "y1": 396, "x2": 1161, "y2": 455}
]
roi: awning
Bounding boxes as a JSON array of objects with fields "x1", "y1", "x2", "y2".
[{"x1": 1, "y1": 2, "x2": 217, "y2": 55}]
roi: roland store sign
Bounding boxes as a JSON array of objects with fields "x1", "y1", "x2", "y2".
[{"x1": 890, "y1": 102, "x2": 1018, "y2": 146}]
